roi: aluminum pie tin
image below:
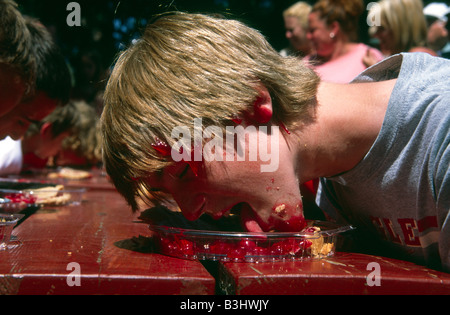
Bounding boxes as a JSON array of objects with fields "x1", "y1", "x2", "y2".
[{"x1": 149, "y1": 220, "x2": 354, "y2": 263}]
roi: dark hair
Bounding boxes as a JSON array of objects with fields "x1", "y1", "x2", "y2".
[
  {"x1": 0, "y1": 0, "x2": 35, "y2": 87},
  {"x1": 25, "y1": 17, "x2": 71, "y2": 104}
]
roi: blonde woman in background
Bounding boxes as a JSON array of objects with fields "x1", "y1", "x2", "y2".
[
  {"x1": 54, "y1": 101, "x2": 102, "y2": 167},
  {"x1": 304, "y1": 0, "x2": 384, "y2": 83},
  {"x1": 364, "y1": 0, "x2": 437, "y2": 67},
  {"x1": 280, "y1": 1, "x2": 313, "y2": 57},
  {"x1": 22, "y1": 100, "x2": 102, "y2": 170}
]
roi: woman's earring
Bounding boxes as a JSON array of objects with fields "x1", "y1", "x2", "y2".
[{"x1": 330, "y1": 32, "x2": 335, "y2": 39}]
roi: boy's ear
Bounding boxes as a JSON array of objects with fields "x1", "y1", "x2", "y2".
[
  {"x1": 40, "y1": 122, "x2": 53, "y2": 137},
  {"x1": 247, "y1": 85, "x2": 273, "y2": 124}
]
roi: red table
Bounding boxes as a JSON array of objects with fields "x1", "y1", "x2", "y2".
[
  {"x1": 0, "y1": 186, "x2": 215, "y2": 295},
  {"x1": 218, "y1": 252, "x2": 450, "y2": 295},
  {"x1": 1, "y1": 171, "x2": 449, "y2": 295}
]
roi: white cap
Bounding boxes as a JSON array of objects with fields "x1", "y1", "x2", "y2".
[{"x1": 423, "y1": 2, "x2": 450, "y2": 22}]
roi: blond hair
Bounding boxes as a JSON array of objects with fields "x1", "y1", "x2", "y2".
[
  {"x1": 283, "y1": 2, "x2": 312, "y2": 30},
  {"x1": 60, "y1": 101, "x2": 102, "y2": 164},
  {"x1": 25, "y1": 100, "x2": 102, "y2": 164},
  {"x1": 369, "y1": 0, "x2": 427, "y2": 54},
  {"x1": 101, "y1": 12, "x2": 319, "y2": 211}
]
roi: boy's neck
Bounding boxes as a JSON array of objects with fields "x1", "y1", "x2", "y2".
[{"x1": 292, "y1": 79, "x2": 396, "y2": 182}]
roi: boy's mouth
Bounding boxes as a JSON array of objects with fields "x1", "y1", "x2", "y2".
[
  {"x1": 230, "y1": 202, "x2": 265, "y2": 233},
  {"x1": 139, "y1": 200, "x2": 306, "y2": 233},
  {"x1": 230, "y1": 202, "x2": 306, "y2": 233}
]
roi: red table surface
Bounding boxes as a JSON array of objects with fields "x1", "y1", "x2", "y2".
[
  {"x1": 1, "y1": 172, "x2": 449, "y2": 295},
  {"x1": 219, "y1": 252, "x2": 450, "y2": 295},
  {"x1": 4, "y1": 167, "x2": 116, "y2": 190},
  {"x1": 0, "y1": 188, "x2": 215, "y2": 295}
]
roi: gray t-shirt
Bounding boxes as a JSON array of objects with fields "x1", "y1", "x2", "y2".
[{"x1": 316, "y1": 53, "x2": 450, "y2": 271}]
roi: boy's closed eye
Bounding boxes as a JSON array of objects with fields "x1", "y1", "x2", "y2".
[
  {"x1": 173, "y1": 163, "x2": 190, "y2": 179},
  {"x1": 166, "y1": 159, "x2": 202, "y2": 180},
  {"x1": 166, "y1": 162, "x2": 191, "y2": 180}
]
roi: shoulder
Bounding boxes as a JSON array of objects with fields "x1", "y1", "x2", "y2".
[
  {"x1": 398, "y1": 53, "x2": 450, "y2": 93},
  {"x1": 408, "y1": 47, "x2": 438, "y2": 56},
  {"x1": 354, "y1": 43, "x2": 383, "y2": 57}
]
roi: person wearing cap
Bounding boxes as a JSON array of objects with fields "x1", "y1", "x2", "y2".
[{"x1": 423, "y1": 2, "x2": 450, "y2": 57}]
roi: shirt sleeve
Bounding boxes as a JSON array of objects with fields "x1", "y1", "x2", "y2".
[{"x1": 0, "y1": 137, "x2": 23, "y2": 176}]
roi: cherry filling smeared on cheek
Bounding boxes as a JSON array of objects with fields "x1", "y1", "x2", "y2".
[
  {"x1": 185, "y1": 160, "x2": 201, "y2": 177},
  {"x1": 151, "y1": 137, "x2": 201, "y2": 177},
  {"x1": 151, "y1": 137, "x2": 171, "y2": 157}
]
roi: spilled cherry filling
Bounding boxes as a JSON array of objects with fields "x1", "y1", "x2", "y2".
[
  {"x1": 2, "y1": 193, "x2": 37, "y2": 204},
  {"x1": 156, "y1": 233, "x2": 314, "y2": 261},
  {"x1": 139, "y1": 205, "x2": 327, "y2": 262}
]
